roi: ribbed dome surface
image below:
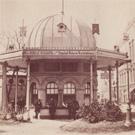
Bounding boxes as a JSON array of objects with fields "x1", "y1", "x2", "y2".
[{"x1": 28, "y1": 14, "x2": 96, "y2": 50}]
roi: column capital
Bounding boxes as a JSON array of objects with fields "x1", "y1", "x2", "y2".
[
  {"x1": 89, "y1": 58, "x2": 93, "y2": 63},
  {"x1": 26, "y1": 58, "x2": 30, "y2": 64},
  {"x1": 115, "y1": 61, "x2": 120, "y2": 67},
  {"x1": 108, "y1": 65, "x2": 112, "y2": 71},
  {"x1": 58, "y1": 89, "x2": 63, "y2": 93},
  {"x1": 15, "y1": 66, "x2": 19, "y2": 72}
]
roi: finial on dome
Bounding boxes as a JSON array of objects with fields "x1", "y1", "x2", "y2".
[{"x1": 61, "y1": 0, "x2": 64, "y2": 15}]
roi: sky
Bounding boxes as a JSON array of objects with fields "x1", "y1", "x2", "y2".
[{"x1": 0, "y1": 0, "x2": 135, "y2": 50}]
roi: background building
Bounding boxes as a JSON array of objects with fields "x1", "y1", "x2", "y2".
[{"x1": 118, "y1": 18, "x2": 135, "y2": 104}]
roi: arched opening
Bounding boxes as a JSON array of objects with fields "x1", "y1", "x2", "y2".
[
  {"x1": 63, "y1": 82, "x2": 76, "y2": 104},
  {"x1": 18, "y1": 79, "x2": 26, "y2": 99},
  {"x1": 46, "y1": 82, "x2": 58, "y2": 106},
  {"x1": 6, "y1": 78, "x2": 26, "y2": 103},
  {"x1": 6, "y1": 78, "x2": 14, "y2": 103}
]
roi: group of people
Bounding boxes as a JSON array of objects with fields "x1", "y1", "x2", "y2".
[
  {"x1": 34, "y1": 98, "x2": 80, "y2": 120},
  {"x1": 34, "y1": 98, "x2": 56, "y2": 119}
]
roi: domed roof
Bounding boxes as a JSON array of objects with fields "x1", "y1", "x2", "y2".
[{"x1": 28, "y1": 14, "x2": 96, "y2": 50}]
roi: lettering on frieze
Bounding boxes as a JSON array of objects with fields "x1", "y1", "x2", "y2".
[{"x1": 24, "y1": 50, "x2": 94, "y2": 55}]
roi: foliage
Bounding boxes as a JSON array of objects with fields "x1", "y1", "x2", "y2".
[
  {"x1": 76, "y1": 101, "x2": 123, "y2": 123},
  {"x1": 104, "y1": 101, "x2": 123, "y2": 121}
]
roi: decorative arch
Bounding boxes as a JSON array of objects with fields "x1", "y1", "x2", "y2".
[
  {"x1": 61, "y1": 77, "x2": 81, "y2": 89},
  {"x1": 41, "y1": 77, "x2": 59, "y2": 88},
  {"x1": 30, "y1": 76, "x2": 41, "y2": 87}
]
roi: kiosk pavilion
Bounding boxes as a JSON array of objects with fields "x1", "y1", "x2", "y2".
[{"x1": 0, "y1": 14, "x2": 128, "y2": 119}]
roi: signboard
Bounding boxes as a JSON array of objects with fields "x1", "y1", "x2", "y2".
[{"x1": 24, "y1": 49, "x2": 96, "y2": 56}]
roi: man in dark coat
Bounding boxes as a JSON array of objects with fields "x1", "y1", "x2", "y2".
[
  {"x1": 67, "y1": 100, "x2": 73, "y2": 119},
  {"x1": 34, "y1": 99, "x2": 42, "y2": 119},
  {"x1": 67, "y1": 99, "x2": 79, "y2": 120},
  {"x1": 49, "y1": 98, "x2": 56, "y2": 119},
  {"x1": 71, "y1": 100, "x2": 79, "y2": 120}
]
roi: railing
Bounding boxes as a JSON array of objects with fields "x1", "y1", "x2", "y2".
[{"x1": 23, "y1": 47, "x2": 97, "y2": 56}]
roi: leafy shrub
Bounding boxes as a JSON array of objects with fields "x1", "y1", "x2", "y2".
[
  {"x1": 76, "y1": 101, "x2": 123, "y2": 123},
  {"x1": 104, "y1": 101, "x2": 123, "y2": 121}
]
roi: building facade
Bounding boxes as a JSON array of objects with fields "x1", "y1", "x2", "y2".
[{"x1": 0, "y1": 14, "x2": 128, "y2": 119}]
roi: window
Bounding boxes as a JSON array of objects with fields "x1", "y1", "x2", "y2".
[
  {"x1": 84, "y1": 82, "x2": 91, "y2": 106},
  {"x1": 46, "y1": 82, "x2": 58, "y2": 106},
  {"x1": 63, "y1": 82, "x2": 76, "y2": 103},
  {"x1": 63, "y1": 82, "x2": 75, "y2": 94},
  {"x1": 85, "y1": 82, "x2": 91, "y2": 94},
  {"x1": 46, "y1": 82, "x2": 58, "y2": 94}
]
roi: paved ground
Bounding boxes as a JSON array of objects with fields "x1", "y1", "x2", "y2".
[
  {"x1": 0, "y1": 119, "x2": 89, "y2": 135},
  {"x1": 0, "y1": 118, "x2": 135, "y2": 135},
  {"x1": 0, "y1": 108, "x2": 135, "y2": 135}
]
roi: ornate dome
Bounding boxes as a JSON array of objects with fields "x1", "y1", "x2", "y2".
[{"x1": 28, "y1": 14, "x2": 96, "y2": 50}]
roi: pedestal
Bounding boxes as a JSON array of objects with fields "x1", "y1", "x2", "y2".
[{"x1": 124, "y1": 102, "x2": 132, "y2": 127}]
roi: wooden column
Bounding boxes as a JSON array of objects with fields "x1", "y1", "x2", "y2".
[
  {"x1": 1, "y1": 62, "x2": 7, "y2": 113},
  {"x1": 58, "y1": 82, "x2": 63, "y2": 107},
  {"x1": 124, "y1": 61, "x2": 132, "y2": 127},
  {"x1": 90, "y1": 60, "x2": 93, "y2": 103},
  {"x1": 108, "y1": 66, "x2": 112, "y2": 101},
  {"x1": 15, "y1": 67, "x2": 19, "y2": 113},
  {"x1": 58, "y1": 89, "x2": 63, "y2": 107},
  {"x1": 93, "y1": 61, "x2": 97, "y2": 101},
  {"x1": 116, "y1": 61, "x2": 119, "y2": 103},
  {"x1": 26, "y1": 59, "x2": 30, "y2": 120}
]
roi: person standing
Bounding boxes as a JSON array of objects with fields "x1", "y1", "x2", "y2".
[
  {"x1": 49, "y1": 98, "x2": 56, "y2": 119},
  {"x1": 67, "y1": 100, "x2": 73, "y2": 119},
  {"x1": 34, "y1": 99, "x2": 42, "y2": 119},
  {"x1": 71, "y1": 100, "x2": 79, "y2": 120}
]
